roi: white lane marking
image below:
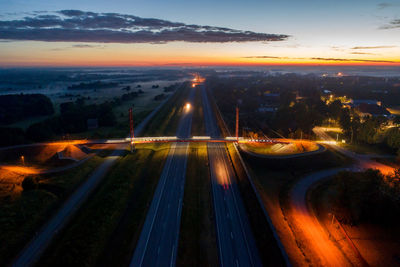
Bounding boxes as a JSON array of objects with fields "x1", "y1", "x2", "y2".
[{"x1": 170, "y1": 245, "x2": 175, "y2": 267}]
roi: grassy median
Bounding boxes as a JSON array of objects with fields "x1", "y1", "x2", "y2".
[
  {"x1": 38, "y1": 143, "x2": 169, "y2": 267},
  {"x1": 191, "y1": 87, "x2": 205, "y2": 136},
  {"x1": 142, "y1": 82, "x2": 191, "y2": 136},
  {"x1": 177, "y1": 143, "x2": 218, "y2": 266}
]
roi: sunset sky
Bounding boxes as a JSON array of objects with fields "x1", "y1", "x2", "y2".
[{"x1": 0, "y1": 0, "x2": 399, "y2": 66}]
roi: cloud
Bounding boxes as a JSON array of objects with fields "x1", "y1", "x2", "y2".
[
  {"x1": 0, "y1": 10, "x2": 289, "y2": 44},
  {"x1": 309, "y1": 57, "x2": 396, "y2": 63},
  {"x1": 243, "y1": 56, "x2": 286, "y2": 59},
  {"x1": 380, "y1": 19, "x2": 400, "y2": 29},
  {"x1": 351, "y1": 45, "x2": 396, "y2": 49},
  {"x1": 349, "y1": 52, "x2": 376, "y2": 55},
  {"x1": 378, "y1": 2, "x2": 400, "y2": 9},
  {"x1": 243, "y1": 55, "x2": 397, "y2": 63},
  {"x1": 72, "y1": 44, "x2": 105, "y2": 48},
  {"x1": 49, "y1": 43, "x2": 105, "y2": 51}
]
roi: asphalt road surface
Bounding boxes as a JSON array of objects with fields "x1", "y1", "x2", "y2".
[
  {"x1": 11, "y1": 88, "x2": 175, "y2": 267},
  {"x1": 130, "y1": 87, "x2": 195, "y2": 267},
  {"x1": 290, "y1": 167, "x2": 352, "y2": 266},
  {"x1": 287, "y1": 127, "x2": 396, "y2": 266},
  {"x1": 201, "y1": 85, "x2": 262, "y2": 266}
]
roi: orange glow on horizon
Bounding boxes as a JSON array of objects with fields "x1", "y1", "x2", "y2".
[{"x1": 2, "y1": 56, "x2": 400, "y2": 67}]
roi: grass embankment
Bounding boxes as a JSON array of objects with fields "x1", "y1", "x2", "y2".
[
  {"x1": 310, "y1": 170, "x2": 400, "y2": 266},
  {"x1": 142, "y1": 82, "x2": 191, "y2": 136},
  {"x1": 0, "y1": 155, "x2": 105, "y2": 266},
  {"x1": 242, "y1": 141, "x2": 319, "y2": 156},
  {"x1": 177, "y1": 143, "x2": 218, "y2": 266},
  {"x1": 225, "y1": 143, "x2": 287, "y2": 266},
  {"x1": 241, "y1": 147, "x2": 352, "y2": 265},
  {"x1": 38, "y1": 144, "x2": 169, "y2": 267}
]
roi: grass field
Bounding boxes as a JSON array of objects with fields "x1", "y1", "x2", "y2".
[
  {"x1": 177, "y1": 143, "x2": 218, "y2": 266},
  {"x1": 0, "y1": 155, "x2": 106, "y2": 266},
  {"x1": 38, "y1": 144, "x2": 170, "y2": 267}
]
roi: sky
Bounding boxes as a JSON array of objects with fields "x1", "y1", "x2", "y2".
[{"x1": 0, "y1": 0, "x2": 399, "y2": 66}]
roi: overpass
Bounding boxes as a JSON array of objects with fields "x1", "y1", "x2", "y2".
[{"x1": 92, "y1": 136, "x2": 291, "y2": 145}]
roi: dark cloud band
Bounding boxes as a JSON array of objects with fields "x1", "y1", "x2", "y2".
[
  {"x1": 243, "y1": 55, "x2": 397, "y2": 63},
  {"x1": 0, "y1": 10, "x2": 289, "y2": 43},
  {"x1": 380, "y1": 19, "x2": 400, "y2": 29}
]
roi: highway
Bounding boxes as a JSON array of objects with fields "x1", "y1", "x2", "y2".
[
  {"x1": 201, "y1": 85, "x2": 262, "y2": 266},
  {"x1": 11, "y1": 88, "x2": 175, "y2": 267},
  {"x1": 130, "y1": 87, "x2": 195, "y2": 267}
]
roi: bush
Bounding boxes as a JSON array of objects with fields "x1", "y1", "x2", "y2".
[
  {"x1": 26, "y1": 121, "x2": 55, "y2": 142},
  {"x1": 0, "y1": 94, "x2": 54, "y2": 125},
  {"x1": 332, "y1": 169, "x2": 400, "y2": 225},
  {"x1": 0, "y1": 127, "x2": 26, "y2": 147},
  {"x1": 22, "y1": 176, "x2": 39, "y2": 191}
]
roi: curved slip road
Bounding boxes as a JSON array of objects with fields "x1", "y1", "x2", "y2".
[
  {"x1": 290, "y1": 167, "x2": 352, "y2": 267},
  {"x1": 290, "y1": 127, "x2": 396, "y2": 266},
  {"x1": 201, "y1": 85, "x2": 262, "y2": 267},
  {"x1": 130, "y1": 87, "x2": 195, "y2": 267},
  {"x1": 11, "y1": 87, "x2": 176, "y2": 267}
]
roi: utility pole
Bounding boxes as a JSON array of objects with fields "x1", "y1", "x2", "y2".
[
  {"x1": 235, "y1": 106, "x2": 239, "y2": 142},
  {"x1": 129, "y1": 107, "x2": 135, "y2": 152}
]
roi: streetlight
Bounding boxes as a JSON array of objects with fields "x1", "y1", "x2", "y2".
[{"x1": 21, "y1": 155, "x2": 25, "y2": 166}]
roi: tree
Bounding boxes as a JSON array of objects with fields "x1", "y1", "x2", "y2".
[
  {"x1": 26, "y1": 121, "x2": 55, "y2": 141},
  {"x1": 328, "y1": 100, "x2": 343, "y2": 120},
  {"x1": 339, "y1": 109, "x2": 360, "y2": 143},
  {"x1": 22, "y1": 176, "x2": 38, "y2": 191},
  {"x1": 386, "y1": 128, "x2": 400, "y2": 150},
  {"x1": 0, "y1": 127, "x2": 26, "y2": 146},
  {"x1": 357, "y1": 117, "x2": 383, "y2": 144}
]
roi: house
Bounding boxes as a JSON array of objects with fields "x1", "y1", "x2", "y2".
[{"x1": 350, "y1": 99, "x2": 381, "y2": 107}]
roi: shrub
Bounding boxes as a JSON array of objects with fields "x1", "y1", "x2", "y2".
[{"x1": 22, "y1": 176, "x2": 39, "y2": 191}]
